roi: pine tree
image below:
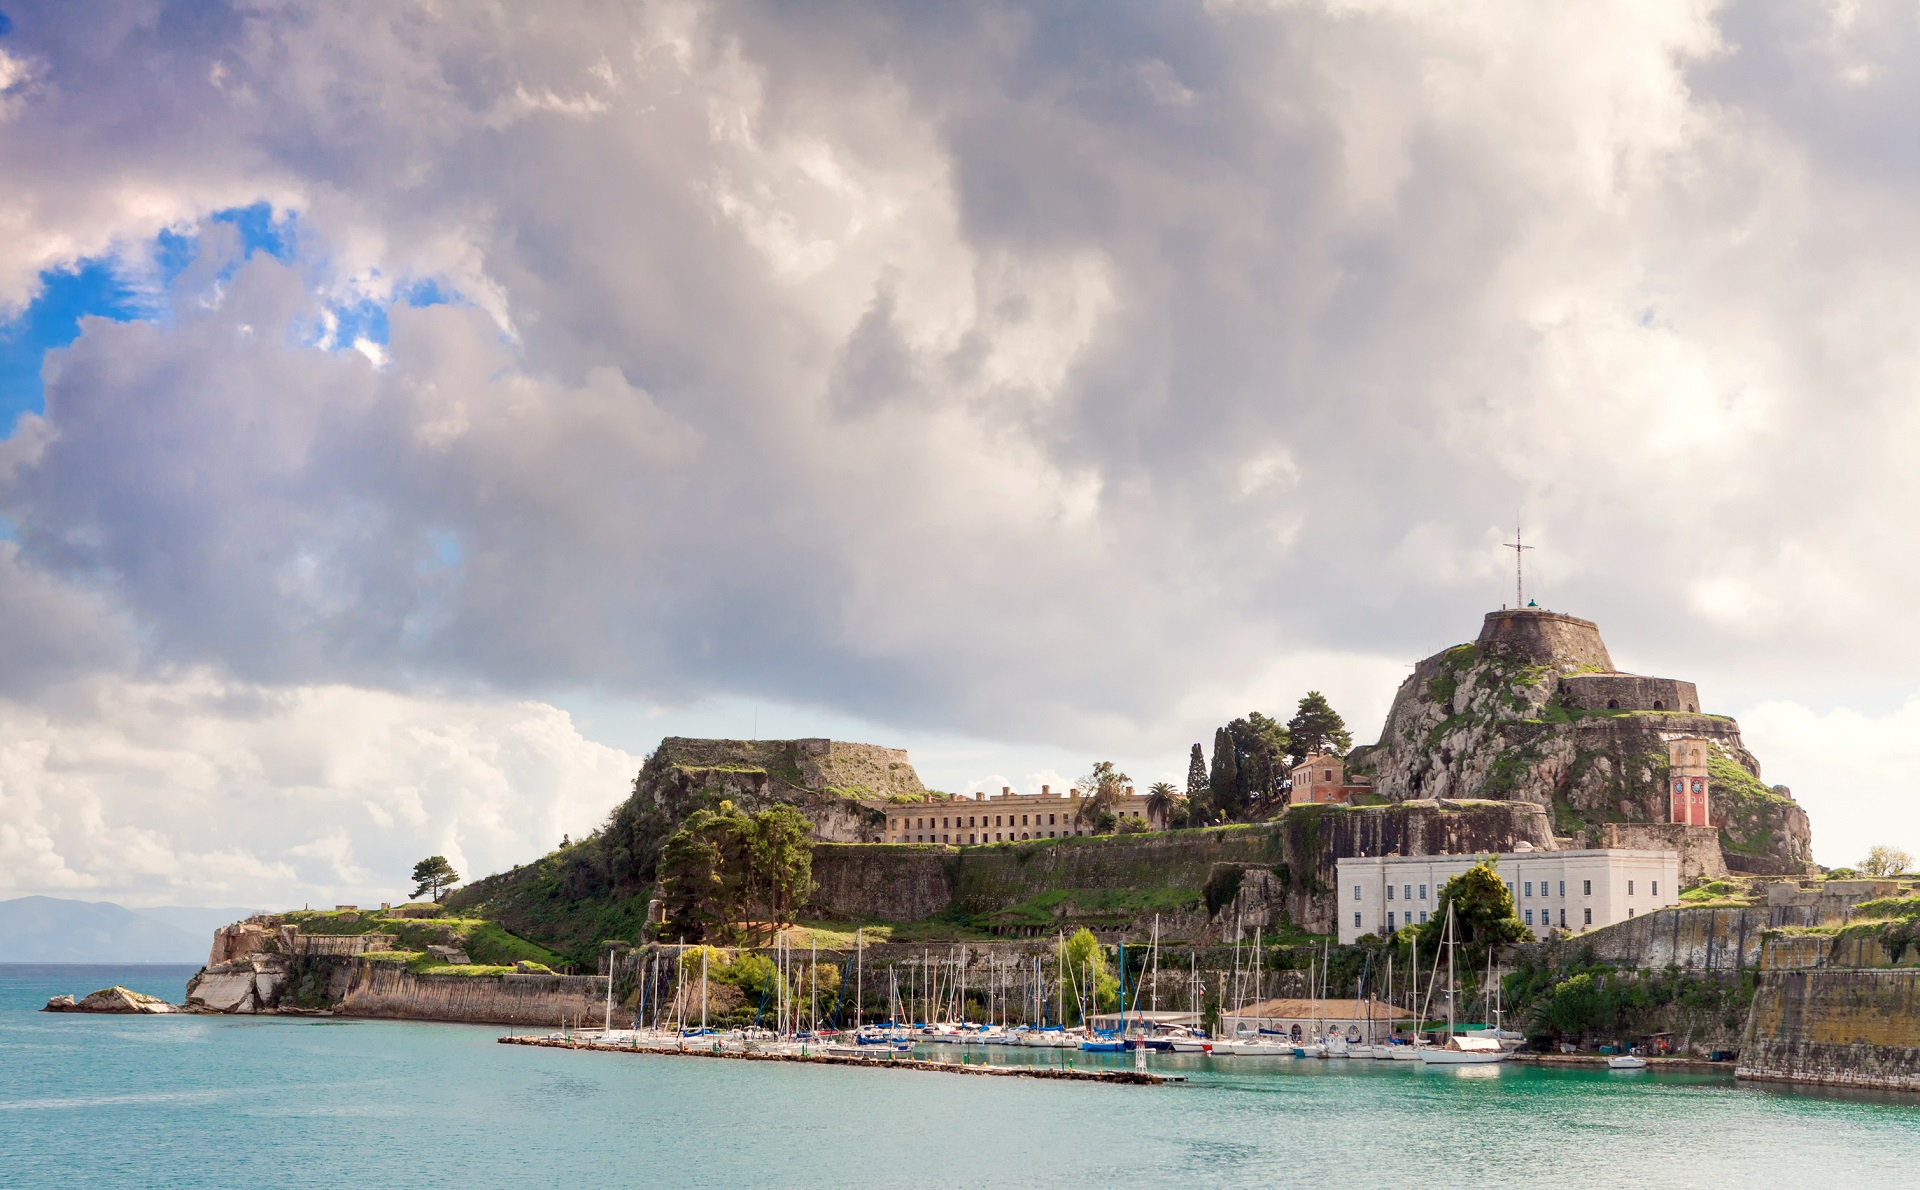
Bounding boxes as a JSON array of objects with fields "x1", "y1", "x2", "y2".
[
  {"x1": 1286, "y1": 691, "x2": 1352, "y2": 765},
  {"x1": 409, "y1": 856, "x2": 461, "y2": 903}
]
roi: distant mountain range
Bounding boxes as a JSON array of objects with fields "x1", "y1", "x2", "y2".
[{"x1": 0, "y1": 897, "x2": 262, "y2": 963}]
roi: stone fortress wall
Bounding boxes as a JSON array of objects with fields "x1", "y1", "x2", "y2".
[
  {"x1": 1475, "y1": 609, "x2": 1615, "y2": 672},
  {"x1": 1558, "y1": 674, "x2": 1701, "y2": 713}
]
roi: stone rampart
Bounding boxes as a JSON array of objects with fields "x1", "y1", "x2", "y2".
[
  {"x1": 1553, "y1": 904, "x2": 1845, "y2": 971},
  {"x1": 807, "y1": 800, "x2": 1553, "y2": 934},
  {"x1": 1558, "y1": 674, "x2": 1700, "y2": 714},
  {"x1": 1739, "y1": 969, "x2": 1920, "y2": 1091},
  {"x1": 1475, "y1": 610, "x2": 1614, "y2": 673},
  {"x1": 334, "y1": 964, "x2": 610, "y2": 1026},
  {"x1": 1599, "y1": 823, "x2": 1725, "y2": 883}
]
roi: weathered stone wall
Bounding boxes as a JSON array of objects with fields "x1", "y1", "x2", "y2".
[
  {"x1": 1600, "y1": 823, "x2": 1725, "y2": 883},
  {"x1": 1559, "y1": 674, "x2": 1700, "y2": 714},
  {"x1": 1739, "y1": 969, "x2": 1920, "y2": 1091},
  {"x1": 808, "y1": 844, "x2": 955, "y2": 921},
  {"x1": 652, "y1": 737, "x2": 927, "y2": 801},
  {"x1": 186, "y1": 954, "x2": 610, "y2": 1026},
  {"x1": 1549, "y1": 905, "x2": 1843, "y2": 972},
  {"x1": 1476, "y1": 610, "x2": 1614, "y2": 672},
  {"x1": 333, "y1": 964, "x2": 610, "y2": 1026},
  {"x1": 807, "y1": 800, "x2": 1552, "y2": 934}
]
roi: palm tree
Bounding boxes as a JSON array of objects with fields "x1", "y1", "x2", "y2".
[
  {"x1": 1075, "y1": 760, "x2": 1131, "y2": 830},
  {"x1": 1145, "y1": 782, "x2": 1179, "y2": 830}
]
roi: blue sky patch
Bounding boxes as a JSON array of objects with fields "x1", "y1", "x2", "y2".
[
  {"x1": 0, "y1": 202, "x2": 452, "y2": 437},
  {"x1": 0, "y1": 259, "x2": 142, "y2": 435}
]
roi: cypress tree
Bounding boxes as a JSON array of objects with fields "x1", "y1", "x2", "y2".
[
  {"x1": 1186, "y1": 743, "x2": 1208, "y2": 800},
  {"x1": 1209, "y1": 727, "x2": 1237, "y2": 820}
]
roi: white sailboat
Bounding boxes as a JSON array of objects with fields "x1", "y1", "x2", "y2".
[{"x1": 1419, "y1": 901, "x2": 1510, "y2": 1066}]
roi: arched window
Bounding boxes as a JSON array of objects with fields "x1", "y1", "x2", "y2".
[
  {"x1": 1652, "y1": 700, "x2": 1665, "y2": 710},
  {"x1": 1607, "y1": 699, "x2": 1619, "y2": 709}
]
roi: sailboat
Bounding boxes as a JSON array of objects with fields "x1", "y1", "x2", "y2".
[
  {"x1": 1418, "y1": 901, "x2": 1510, "y2": 1066},
  {"x1": 1390, "y1": 935, "x2": 1428, "y2": 1060},
  {"x1": 1169, "y1": 952, "x2": 1211, "y2": 1052}
]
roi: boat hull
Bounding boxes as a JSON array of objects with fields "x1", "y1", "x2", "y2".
[{"x1": 1418, "y1": 1049, "x2": 1510, "y2": 1065}]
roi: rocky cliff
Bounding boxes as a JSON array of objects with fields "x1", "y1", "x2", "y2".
[{"x1": 1349, "y1": 609, "x2": 1811, "y2": 872}]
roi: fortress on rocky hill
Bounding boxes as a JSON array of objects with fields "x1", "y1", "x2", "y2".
[{"x1": 1348, "y1": 607, "x2": 1812, "y2": 878}]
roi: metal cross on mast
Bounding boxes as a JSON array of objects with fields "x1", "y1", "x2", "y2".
[{"x1": 1504, "y1": 521, "x2": 1534, "y2": 609}]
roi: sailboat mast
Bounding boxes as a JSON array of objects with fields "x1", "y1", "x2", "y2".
[
  {"x1": 856, "y1": 928, "x2": 863, "y2": 1031},
  {"x1": 1445, "y1": 901, "x2": 1457, "y2": 1043}
]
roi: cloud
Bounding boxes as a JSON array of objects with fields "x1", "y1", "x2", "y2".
[
  {"x1": 1, "y1": 1, "x2": 1920, "y2": 896},
  {"x1": 0, "y1": 672, "x2": 637, "y2": 907}
]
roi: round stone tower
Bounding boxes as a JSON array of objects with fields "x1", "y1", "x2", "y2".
[{"x1": 1474, "y1": 609, "x2": 1614, "y2": 674}]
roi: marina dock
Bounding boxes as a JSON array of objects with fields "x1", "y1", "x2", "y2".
[{"x1": 497, "y1": 1035, "x2": 1179, "y2": 1085}]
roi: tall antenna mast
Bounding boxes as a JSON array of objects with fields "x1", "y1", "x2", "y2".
[{"x1": 1504, "y1": 519, "x2": 1534, "y2": 608}]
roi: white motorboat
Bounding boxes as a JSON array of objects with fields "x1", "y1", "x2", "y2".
[
  {"x1": 1169, "y1": 1037, "x2": 1213, "y2": 1053},
  {"x1": 1608, "y1": 1054, "x2": 1649, "y2": 1070},
  {"x1": 1389, "y1": 1043, "x2": 1426, "y2": 1061}
]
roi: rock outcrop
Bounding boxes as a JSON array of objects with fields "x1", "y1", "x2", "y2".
[
  {"x1": 1349, "y1": 609, "x2": 1812, "y2": 873},
  {"x1": 449, "y1": 736, "x2": 931, "y2": 960},
  {"x1": 43, "y1": 986, "x2": 178, "y2": 1013}
]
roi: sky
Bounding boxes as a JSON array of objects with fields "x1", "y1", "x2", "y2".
[{"x1": 2, "y1": 0, "x2": 1919, "y2": 909}]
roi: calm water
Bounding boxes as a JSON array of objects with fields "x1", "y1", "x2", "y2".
[{"x1": 4, "y1": 965, "x2": 1920, "y2": 1188}]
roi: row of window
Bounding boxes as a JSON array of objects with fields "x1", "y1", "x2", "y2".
[
  {"x1": 1364, "y1": 907, "x2": 1599, "y2": 931},
  {"x1": 1358, "y1": 877, "x2": 1655, "y2": 902},
  {"x1": 896, "y1": 809, "x2": 1146, "y2": 834}
]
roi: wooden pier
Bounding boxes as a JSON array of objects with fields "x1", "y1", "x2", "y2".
[{"x1": 497, "y1": 1035, "x2": 1178, "y2": 1085}]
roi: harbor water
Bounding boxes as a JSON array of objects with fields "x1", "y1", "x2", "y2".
[{"x1": 4, "y1": 964, "x2": 1918, "y2": 1188}]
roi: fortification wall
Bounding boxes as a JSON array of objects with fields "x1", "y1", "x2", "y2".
[
  {"x1": 651, "y1": 737, "x2": 926, "y2": 800},
  {"x1": 335, "y1": 964, "x2": 610, "y2": 1027},
  {"x1": 807, "y1": 800, "x2": 1552, "y2": 935},
  {"x1": 1739, "y1": 969, "x2": 1920, "y2": 1091},
  {"x1": 1475, "y1": 610, "x2": 1614, "y2": 673},
  {"x1": 1551, "y1": 905, "x2": 1843, "y2": 971},
  {"x1": 1599, "y1": 823, "x2": 1725, "y2": 883},
  {"x1": 1559, "y1": 674, "x2": 1700, "y2": 714},
  {"x1": 808, "y1": 844, "x2": 955, "y2": 921}
]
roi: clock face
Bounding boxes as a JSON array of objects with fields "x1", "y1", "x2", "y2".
[{"x1": 1673, "y1": 779, "x2": 1685, "y2": 794}]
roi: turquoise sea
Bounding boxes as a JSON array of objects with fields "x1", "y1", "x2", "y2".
[{"x1": 4, "y1": 964, "x2": 1919, "y2": 1188}]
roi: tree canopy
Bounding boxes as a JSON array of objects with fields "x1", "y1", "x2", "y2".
[
  {"x1": 1413, "y1": 861, "x2": 1530, "y2": 973},
  {"x1": 409, "y1": 856, "x2": 460, "y2": 902},
  {"x1": 1058, "y1": 927, "x2": 1118, "y2": 1022},
  {"x1": 1185, "y1": 743, "x2": 1208, "y2": 802},
  {"x1": 1208, "y1": 713, "x2": 1288, "y2": 821},
  {"x1": 1285, "y1": 691, "x2": 1353, "y2": 766},
  {"x1": 1145, "y1": 782, "x2": 1180, "y2": 830},
  {"x1": 1862, "y1": 845, "x2": 1914, "y2": 878},
  {"x1": 1075, "y1": 760, "x2": 1132, "y2": 831},
  {"x1": 657, "y1": 801, "x2": 816, "y2": 943}
]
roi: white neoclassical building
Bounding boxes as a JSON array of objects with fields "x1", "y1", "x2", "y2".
[{"x1": 1335, "y1": 848, "x2": 1680, "y2": 944}]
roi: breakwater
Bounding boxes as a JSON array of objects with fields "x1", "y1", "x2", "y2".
[
  {"x1": 495, "y1": 1035, "x2": 1169, "y2": 1084},
  {"x1": 1738, "y1": 969, "x2": 1920, "y2": 1091}
]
